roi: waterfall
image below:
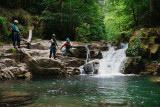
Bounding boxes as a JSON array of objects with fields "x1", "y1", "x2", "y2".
[
  {"x1": 79, "y1": 45, "x2": 91, "y2": 74},
  {"x1": 85, "y1": 45, "x2": 91, "y2": 63},
  {"x1": 98, "y1": 43, "x2": 128, "y2": 76}
]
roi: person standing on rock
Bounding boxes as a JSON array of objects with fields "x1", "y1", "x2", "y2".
[
  {"x1": 11, "y1": 20, "x2": 21, "y2": 48},
  {"x1": 60, "y1": 38, "x2": 73, "y2": 56},
  {"x1": 49, "y1": 34, "x2": 58, "y2": 60}
]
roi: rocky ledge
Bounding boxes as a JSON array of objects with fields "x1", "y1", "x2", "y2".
[{"x1": 0, "y1": 40, "x2": 108, "y2": 80}]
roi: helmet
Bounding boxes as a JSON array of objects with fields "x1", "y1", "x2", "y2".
[
  {"x1": 52, "y1": 34, "x2": 56, "y2": 37},
  {"x1": 66, "y1": 38, "x2": 70, "y2": 41},
  {"x1": 14, "y1": 20, "x2": 18, "y2": 23}
]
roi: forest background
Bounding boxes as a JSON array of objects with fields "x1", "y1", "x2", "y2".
[{"x1": 0, "y1": 0, "x2": 160, "y2": 43}]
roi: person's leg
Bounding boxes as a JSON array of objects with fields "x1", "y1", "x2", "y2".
[
  {"x1": 68, "y1": 49, "x2": 73, "y2": 56},
  {"x1": 13, "y1": 34, "x2": 16, "y2": 48},
  {"x1": 17, "y1": 34, "x2": 21, "y2": 48},
  {"x1": 53, "y1": 48, "x2": 56, "y2": 59},
  {"x1": 49, "y1": 47, "x2": 53, "y2": 58},
  {"x1": 63, "y1": 49, "x2": 68, "y2": 56}
]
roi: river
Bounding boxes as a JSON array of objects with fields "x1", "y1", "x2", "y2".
[{"x1": 0, "y1": 75, "x2": 160, "y2": 106}]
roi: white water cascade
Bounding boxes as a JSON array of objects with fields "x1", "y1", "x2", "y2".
[{"x1": 98, "y1": 43, "x2": 128, "y2": 76}]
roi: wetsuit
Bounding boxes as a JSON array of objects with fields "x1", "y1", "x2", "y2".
[
  {"x1": 11, "y1": 24, "x2": 21, "y2": 47},
  {"x1": 62, "y1": 42, "x2": 73, "y2": 56},
  {"x1": 49, "y1": 38, "x2": 57, "y2": 58}
]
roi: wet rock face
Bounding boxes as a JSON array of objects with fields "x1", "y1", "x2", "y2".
[
  {"x1": 83, "y1": 59, "x2": 99, "y2": 74},
  {"x1": 90, "y1": 50, "x2": 102, "y2": 59},
  {"x1": 121, "y1": 57, "x2": 144, "y2": 74}
]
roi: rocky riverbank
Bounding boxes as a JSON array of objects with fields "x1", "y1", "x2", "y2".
[
  {"x1": 1, "y1": 31, "x2": 160, "y2": 81},
  {"x1": 0, "y1": 40, "x2": 109, "y2": 80}
]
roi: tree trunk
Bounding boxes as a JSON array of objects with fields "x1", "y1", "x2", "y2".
[
  {"x1": 150, "y1": 0, "x2": 158, "y2": 27},
  {"x1": 150, "y1": 0, "x2": 158, "y2": 12}
]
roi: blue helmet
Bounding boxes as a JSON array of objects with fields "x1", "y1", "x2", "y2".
[{"x1": 66, "y1": 38, "x2": 70, "y2": 41}]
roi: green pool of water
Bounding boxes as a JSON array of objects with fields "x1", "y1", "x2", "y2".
[{"x1": 0, "y1": 75, "x2": 160, "y2": 107}]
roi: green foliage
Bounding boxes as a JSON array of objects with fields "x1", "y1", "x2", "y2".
[
  {"x1": 0, "y1": 16, "x2": 10, "y2": 41},
  {"x1": 12, "y1": 48, "x2": 17, "y2": 52},
  {"x1": 103, "y1": 0, "x2": 160, "y2": 41},
  {"x1": 126, "y1": 36, "x2": 143, "y2": 57},
  {"x1": 39, "y1": 0, "x2": 105, "y2": 41},
  {"x1": 0, "y1": 41, "x2": 2, "y2": 46}
]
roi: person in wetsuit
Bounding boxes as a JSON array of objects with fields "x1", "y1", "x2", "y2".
[
  {"x1": 11, "y1": 20, "x2": 21, "y2": 48},
  {"x1": 49, "y1": 34, "x2": 58, "y2": 59},
  {"x1": 60, "y1": 38, "x2": 73, "y2": 56}
]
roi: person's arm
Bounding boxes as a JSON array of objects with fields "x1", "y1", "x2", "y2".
[
  {"x1": 12, "y1": 25, "x2": 19, "y2": 32},
  {"x1": 12, "y1": 25, "x2": 21, "y2": 35},
  {"x1": 55, "y1": 39, "x2": 58, "y2": 46},
  {"x1": 60, "y1": 42, "x2": 67, "y2": 50}
]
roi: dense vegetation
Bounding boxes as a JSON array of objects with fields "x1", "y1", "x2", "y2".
[
  {"x1": 0, "y1": 0, "x2": 160, "y2": 42},
  {"x1": 0, "y1": 0, "x2": 105, "y2": 42},
  {"x1": 104, "y1": 0, "x2": 160, "y2": 41}
]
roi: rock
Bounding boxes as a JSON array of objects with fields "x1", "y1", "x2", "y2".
[
  {"x1": 8, "y1": 67, "x2": 18, "y2": 74},
  {"x1": 150, "y1": 76, "x2": 160, "y2": 83},
  {"x1": 29, "y1": 42, "x2": 48, "y2": 50},
  {"x1": 34, "y1": 58, "x2": 64, "y2": 69},
  {"x1": 71, "y1": 46, "x2": 87, "y2": 58},
  {"x1": 83, "y1": 63, "x2": 94, "y2": 74},
  {"x1": 140, "y1": 62, "x2": 160, "y2": 75},
  {"x1": 66, "y1": 67, "x2": 80, "y2": 76},
  {"x1": 0, "y1": 69, "x2": 15, "y2": 80},
  {"x1": 83, "y1": 59, "x2": 99, "y2": 74},
  {"x1": 88, "y1": 43, "x2": 108, "y2": 51},
  {"x1": 0, "y1": 91, "x2": 38, "y2": 107},
  {"x1": 99, "y1": 99, "x2": 129, "y2": 106},
  {"x1": 0, "y1": 63, "x2": 6, "y2": 69},
  {"x1": 0, "y1": 59, "x2": 17, "y2": 67},
  {"x1": 90, "y1": 50, "x2": 102, "y2": 59},
  {"x1": 27, "y1": 58, "x2": 66, "y2": 77},
  {"x1": 127, "y1": 28, "x2": 160, "y2": 59},
  {"x1": 66, "y1": 59, "x2": 85, "y2": 67},
  {"x1": 122, "y1": 57, "x2": 144, "y2": 74}
]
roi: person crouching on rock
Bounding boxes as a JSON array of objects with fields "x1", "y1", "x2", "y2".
[
  {"x1": 11, "y1": 20, "x2": 21, "y2": 48},
  {"x1": 49, "y1": 34, "x2": 58, "y2": 60},
  {"x1": 60, "y1": 38, "x2": 73, "y2": 56}
]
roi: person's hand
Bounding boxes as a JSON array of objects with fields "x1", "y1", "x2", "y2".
[{"x1": 18, "y1": 31, "x2": 21, "y2": 35}]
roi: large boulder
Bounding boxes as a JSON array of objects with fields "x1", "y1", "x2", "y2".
[
  {"x1": 121, "y1": 57, "x2": 144, "y2": 74},
  {"x1": 0, "y1": 91, "x2": 38, "y2": 107},
  {"x1": 27, "y1": 58, "x2": 66, "y2": 77},
  {"x1": 65, "y1": 59, "x2": 85, "y2": 67},
  {"x1": 127, "y1": 28, "x2": 160, "y2": 59},
  {"x1": 71, "y1": 46, "x2": 87, "y2": 58},
  {"x1": 83, "y1": 59, "x2": 99, "y2": 74}
]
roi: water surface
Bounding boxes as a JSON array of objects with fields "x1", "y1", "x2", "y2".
[{"x1": 0, "y1": 75, "x2": 160, "y2": 107}]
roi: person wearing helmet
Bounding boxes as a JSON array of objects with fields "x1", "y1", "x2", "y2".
[
  {"x1": 49, "y1": 34, "x2": 58, "y2": 60},
  {"x1": 60, "y1": 38, "x2": 73, "y2": 56},
  {"x1": 11, "y1": 20, "x2": 21, "y2": 48}
]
